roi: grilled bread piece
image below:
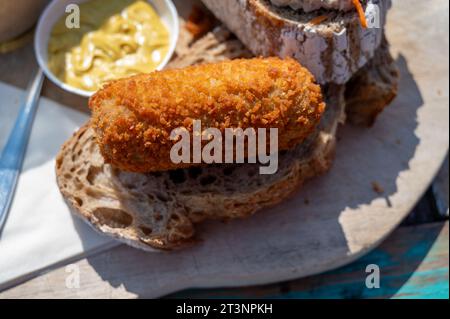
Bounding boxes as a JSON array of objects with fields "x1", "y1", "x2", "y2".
[{"x1": 202, "y1": 0, "x2": 391, "y2": 84}]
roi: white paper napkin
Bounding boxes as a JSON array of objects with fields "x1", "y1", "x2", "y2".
[{"x1": 0, "y1": 82, "x2": 117, "y2": 290}]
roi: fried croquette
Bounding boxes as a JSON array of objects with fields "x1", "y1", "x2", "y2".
[{"x1": 89, "y1": 57, "x2": 325, "y2": 172}]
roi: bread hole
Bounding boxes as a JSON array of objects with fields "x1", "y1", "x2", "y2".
[
  {"x1": 92, "y1": 208, "x2": 133, "y2": 228},
  {"x1": 74, "y1": 197, "x2": 83, "y2": 207},
  {"x1": 74, "y1": 177, "x2": 84, "y2": 189},
  {"x1": 190, "y1": 211, "x2": 204, "y2": 221},
  {"x1": 85, "y1": 188, "x2": 102, "y2": 199},
  {"x1": 87, "y1": 166, "x2": 103, "y2": 185},
  {"x1": 151, "y1": 171, "x2": 162, "y2": 178},
  {"x1": 155, "y1": 191, "x2": 169, "y2": 202},
  {"x1": 154, "y1": 213, "x2": 163, "y2": 222},
  {"x1": 124, "y1": 183, "x2": 137, "y2": 190},
  {"x1": 70, "y1": 167, "x2": 76, "y2": 173},
  {"x1": 188, "y1": 167, "x2": 203, "y2": 179},
  {"x1": 78, "y1": 130, "x2": 86, "y2": 139},
  {"x1": 169, "y1": 169, "x2": 186, "y2": 184},
  {"x1": 140, "y1": 226, "x2": 153, "y2": 236},
  {"x1": 168, "y1": 232, "x2": 184, "y2": 243},
  {"x1": 111, "y1": 167, "x2": 122, "y2": 177},
  {"x1": 74, "y1": 180, "x2": 83, "y2": 190},
  {"x1": 64, "y1": 173, "x2": 72, "y2": 179},
  {"x1": 223, "y1": 167, "x2": 235, "y2": 176},
  {"x1": 56, "y1": 158, "x2": 63, "y2": 169},
  {"x1": 200, "y1": 175, "x2": 216, "y2": 186},
  {"x1": 77, "y1": 168, "x2": 86, "y2": 175},
  {"x1": 88, "y1": 143, "x2": 97, "y2": 153}
]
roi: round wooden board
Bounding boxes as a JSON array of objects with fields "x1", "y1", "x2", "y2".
[{"x1": 124, "y1": 0, "x2": 447, "y2": 297}]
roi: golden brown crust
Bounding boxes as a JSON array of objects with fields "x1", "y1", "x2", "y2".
[{"x1": 90, "y1": 57, "x2": 325, "y2": 173}]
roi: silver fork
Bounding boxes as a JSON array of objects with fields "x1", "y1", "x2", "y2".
[{"x1": 0, "y1": 69, "x2": 44, "y2": 234}]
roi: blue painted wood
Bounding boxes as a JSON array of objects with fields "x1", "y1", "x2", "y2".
[{"x1": 170, "y1": 222, "x2": 449, "y2": 299}]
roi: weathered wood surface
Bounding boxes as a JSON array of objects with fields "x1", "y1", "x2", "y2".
[{"x1": 171, "y1": 222, "x2": 449, "y2": 299}]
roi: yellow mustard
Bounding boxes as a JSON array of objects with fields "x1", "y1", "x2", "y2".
[{"x1": 48, "y1": 0, "x2": 170, "y2": 92}]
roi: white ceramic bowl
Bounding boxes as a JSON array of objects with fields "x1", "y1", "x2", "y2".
[{"x1": 35, "y1": 0, "x2": 179, "y2": 97}]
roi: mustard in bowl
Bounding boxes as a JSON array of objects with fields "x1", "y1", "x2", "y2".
[{"x1": 35, "y1": 0, "x2": 179, "y2": 97}]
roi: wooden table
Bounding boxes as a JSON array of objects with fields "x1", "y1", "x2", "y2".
[{"x1": 0, "y1": 39, "x2": 448, "y2": 299}]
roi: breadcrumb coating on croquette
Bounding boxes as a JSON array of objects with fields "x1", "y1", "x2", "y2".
[{"x1": 89, "y1": 57, "x2": 325, "y2": 173}]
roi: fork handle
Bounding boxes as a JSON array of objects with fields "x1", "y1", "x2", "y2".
[{"x1": 0, "y1": 69, "x2": 44, "y2": 233}]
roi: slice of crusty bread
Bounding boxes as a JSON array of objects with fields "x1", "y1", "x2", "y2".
[
  {"x1": 345, "y1": 35, "x2": 399, "y2": 126},
  {"x1": 201, "y1": 0, "x2": 391, "y2": 84},
  {"x1": 56, "y1": 83, "x2": 344, "y2": 251}
]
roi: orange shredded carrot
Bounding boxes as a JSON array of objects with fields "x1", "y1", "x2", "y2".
[
  {"x1": 309, "y1": 15, "x2": 329, "y2": 25},
  {"x1": 185, "y1": 5, "x2": 214, "y2": 39},
  {"x1": 352, "y1": 0, "x2": 368, "y2": 28}
]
